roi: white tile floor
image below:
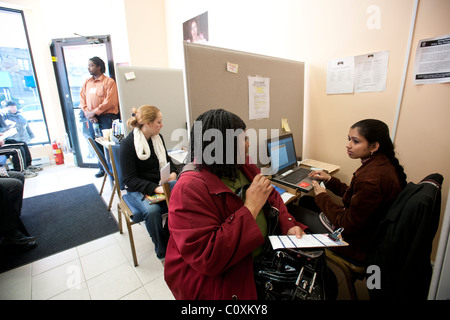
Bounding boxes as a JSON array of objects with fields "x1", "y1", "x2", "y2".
[{"x1": 0, "y1": 161, "x2": 175, "y2": 300}]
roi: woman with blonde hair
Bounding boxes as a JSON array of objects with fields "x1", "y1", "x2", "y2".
[{"x1": 120, "y1": 105, "x2": 177, "y2": 260}]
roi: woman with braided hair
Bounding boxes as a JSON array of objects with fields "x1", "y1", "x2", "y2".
[
  {"x1": 164, "y1": 109, "x2": 307, "y2": 300},
  {"x1": 289, "y1": 119, "x2": 407, "y2": 265}
]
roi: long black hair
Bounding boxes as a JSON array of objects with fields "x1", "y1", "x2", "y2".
[
  {"x1": 189, "y1": 109, "x2": 246, "y2": 180},
  {"x1": 352, "y1": 119, "x2": 407, "y2": 188}
]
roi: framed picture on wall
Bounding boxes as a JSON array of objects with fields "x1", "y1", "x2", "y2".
[{"x1": 183, "y1": 11, "x2": 209, "y2": 44}]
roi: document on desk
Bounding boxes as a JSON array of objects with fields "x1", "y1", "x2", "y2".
[{"x1": 269, "y1": 234, "x2": 348, "y2": 250}]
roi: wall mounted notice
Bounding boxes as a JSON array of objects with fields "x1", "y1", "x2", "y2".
[
  {"x1": 327, "y1": 51, "x2": 389, "y2": 94},
  {"x1": 413, "y1": 34, "x2": 450, "y2": 84},
  {"x1": 354, "y1": 50, "x2": 389, "y2": 93},
  {"x1": 248, "y1": 76, "x2": 270, "y2": 120},
  {"x1": 326, "y1": 56, "x2": 354, "y2": 94}
]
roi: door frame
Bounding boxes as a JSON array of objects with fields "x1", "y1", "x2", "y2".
[{"x1": 50, "y1": 35, "x2": 115, "y2": 167}]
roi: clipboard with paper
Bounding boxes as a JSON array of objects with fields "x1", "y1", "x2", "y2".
[{"x1": 269, "y1": 233, "x2": 348, "y2": 250}]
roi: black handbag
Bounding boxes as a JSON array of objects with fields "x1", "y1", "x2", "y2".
[
  {"x1": 235, "y1": 184, "x2": 337, "y2": 300},
  {"x1": 253, "y1": 247, "x2": 336, "y2": 300}
]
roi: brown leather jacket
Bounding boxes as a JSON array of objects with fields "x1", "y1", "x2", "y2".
[{"x1": 315, "y1": 153, "x2": 402, "y2": 262}]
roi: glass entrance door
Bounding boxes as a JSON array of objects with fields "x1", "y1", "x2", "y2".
[{"x1": 50, "y1": 36, "x2": 115, "y2": 167}]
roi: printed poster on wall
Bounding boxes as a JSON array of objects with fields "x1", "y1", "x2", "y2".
[
  {"x1": 354, "y1": 51, "x2": 389, "y2": 93},
  {"x1": 413, "y1": 34, "x2": 450, "y2": 84},
  {"x1": 183, "y1": 12, "x2": 209, "y2": 44},
  {"x1": 326, "y1": 56, "x2": 355, "y2": 94}
]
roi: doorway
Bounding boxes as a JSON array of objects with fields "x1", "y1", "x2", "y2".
[{"x1": 50, "y1": 35, "x2": 115, "y2": 167}]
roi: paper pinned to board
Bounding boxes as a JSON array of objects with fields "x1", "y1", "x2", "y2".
[
  {"x1": 227, "y1": 62, "x2": 239, "y2": 73},
  {"x1": 124, "y1": 71, "x2": 136, "y2": 80},
  {"x1": 281, "y1": 118, "x2": 291, "y2": 132},
  {"x1": 248, "y1": 76, "x2": 270, "y2": 120}
]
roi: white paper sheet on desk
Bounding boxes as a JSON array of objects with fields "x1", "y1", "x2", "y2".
[
  {"x1": 281, "y1": 192, "x2": 295, "y2": 203},
  {"x1": 160, "y1": 162, "x2": 170, "y2": 184},
  {"x1": 269, "y1": 234, "x2": 348, "y2": 250}
]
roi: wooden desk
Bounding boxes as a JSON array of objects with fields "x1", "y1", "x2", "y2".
[{"x1": 95, "y1": 137, "x2": 115, "y2": 148}]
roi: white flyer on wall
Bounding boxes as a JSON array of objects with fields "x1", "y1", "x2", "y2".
[
  {"x1": 326, "y1": 56, "x2": 355, "y2": 94},
  {"x1": 248, "y1": 76, "x2": 270, "y2": 120},
  {"x1": 413, "y1": 34, "x2": 450, "y2": 84},
  {"x1": 354, "y1": 50, "x2": 389, "y2": 93}
]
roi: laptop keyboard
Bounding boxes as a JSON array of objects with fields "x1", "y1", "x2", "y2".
[{"x1": 281, "y1": 167, "x2": 310, "y2": 184}]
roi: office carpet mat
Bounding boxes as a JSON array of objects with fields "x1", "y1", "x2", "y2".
[{"x1": 0, "y1": 184, "x2": 119, "y2": 273}]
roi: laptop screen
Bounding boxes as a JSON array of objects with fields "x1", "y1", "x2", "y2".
[{"x1": 266, "y1": 133, "x2": 297, "y2": 173}]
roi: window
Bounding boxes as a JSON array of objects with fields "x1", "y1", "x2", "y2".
[{"x1": 0, "y1": 7, "x2": 50, "y2": 145}]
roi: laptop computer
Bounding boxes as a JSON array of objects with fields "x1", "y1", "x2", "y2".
[{"x1": 265, "y1": 133, "x2": 313, "y2": 192}]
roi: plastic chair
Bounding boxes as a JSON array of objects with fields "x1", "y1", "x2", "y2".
[{"x1": 87, "y1": 137, "x2": 115, "y2": 211}]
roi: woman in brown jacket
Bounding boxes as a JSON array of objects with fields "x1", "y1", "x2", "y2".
[{"x1": 290, "y1": 119, "x2": 407, "y2": 264}]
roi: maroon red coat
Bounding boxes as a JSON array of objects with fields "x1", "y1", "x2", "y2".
[{"x1": 164, "y1": 161, "x2": 307, "y2": 300}]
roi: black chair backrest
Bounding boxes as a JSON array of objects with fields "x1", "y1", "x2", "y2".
[{"x1": 366, "y1": 173, "x2": 443, "y2": 300}]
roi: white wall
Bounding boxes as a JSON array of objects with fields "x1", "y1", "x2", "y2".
[{"x1": 165, "y1": 0, "x2": 307, "y2": 69}]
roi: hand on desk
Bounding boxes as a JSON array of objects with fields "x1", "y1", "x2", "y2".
[
  {"x1": 309, "y1": 170, "x2": 330, "y2": 195},
  {"x1": 308, "y1": 170, "x2": 331, "y2": 182}
]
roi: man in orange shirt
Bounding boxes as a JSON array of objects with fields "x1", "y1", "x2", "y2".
[{"x1": 80, "y1": 56, "x2": 119, "y2": 177}]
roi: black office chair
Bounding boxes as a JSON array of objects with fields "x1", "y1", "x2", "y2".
[
  {"x1": 365, "y1": 173, "x2": 443, "y2": 300},
  {"x1": 87, "y1": 137, "x2": 115, "y2": 210}
]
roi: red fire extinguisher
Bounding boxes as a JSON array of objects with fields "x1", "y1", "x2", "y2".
[{"x1": 52, "y1": 141, "x2": 64, "y2": 165}]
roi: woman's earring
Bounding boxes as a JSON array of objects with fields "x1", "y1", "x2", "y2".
[{"x1": 370, "y1": 151, "x2": 374, "y2": 156}]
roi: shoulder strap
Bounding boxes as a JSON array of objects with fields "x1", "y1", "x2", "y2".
[{"x1": 179, "y1": 162, "x2": 198, "y2": 176}]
